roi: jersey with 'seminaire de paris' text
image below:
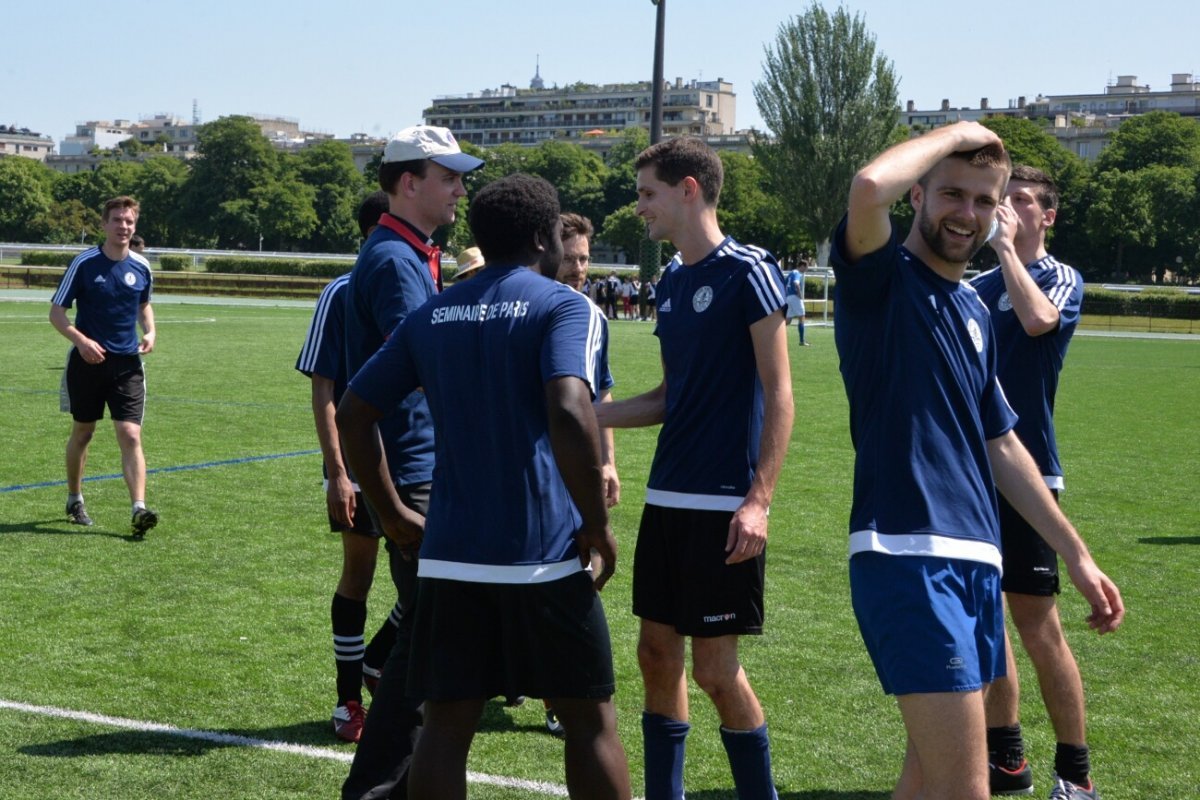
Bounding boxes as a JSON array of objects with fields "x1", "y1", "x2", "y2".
[
  {"x1": 348, "y1": 264, "x2": 604, "y2": 584},
  {"x1": 830, "y1": 217, "x2": 1018, "y2": 571},
  {"x1": 647, "y1": 236, "x2": 786, "y2": 511},
  {"x1": 970, "y1": 256, "x2": 1082, "y2": 487},
  {"x1": 345, "y1": 222, "x2": 437, "y2": 488},
  {"x1": 51, "y1": 247, "x2": 152, "y2": 355}
]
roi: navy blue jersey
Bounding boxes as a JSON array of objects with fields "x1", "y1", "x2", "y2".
[
  {"x1": 581, "y1": 293, "x2": 615, "y2": 394},
  {"x1": 348, "y1": 264, "x2": 604, "y2": 583},
  {"x1": 296, "y1": 274, "x2": 350, "y2": 392},
  {"x1": 970, "y1": 256, "x2": 1082, "y2": 487},
  {"x1": 51, "y1": 247, "x2": 152, "y2": 355},
  {"x1": 831, "y1": 218, "x2": 1018, "y2": 570},
  {"x1": 345, "y1": 223, "x2": 437, "y2": 487},
  {"x1": 647, "y1": 237, "x2": 786, "y2": 511}
]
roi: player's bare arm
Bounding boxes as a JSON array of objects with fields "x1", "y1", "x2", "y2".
[
  {"x1": 336, "y1": 389, "x2": 424, "y2": 552},
  {"x1": 594, "y1": 362, "x2": 667, "y2": 429},
  {"x1": 988, "y1": 198, "x2": 1061, "y2": 336},
  {"x1": 726, "y1": 310, "x2": 794, "y2": 564},
  {"x1": 138, "y1": 303, "x2": 156, "y2": 354},
  {"x1": 50, "y1": 304, "x2": 106, "y2": 363},
  {"x1": 987, "y1": 430, "x2": 1125, "y2": 634},
  {"x1": 311, "y1": 374, "x2": 356, "y2": 528},
  {"x1": 546, "y1": 375, "x2": 617, "y2": 590},
  {"x1": 847, "y1": 121, "x2": 1003, "y2": 263},
  {"x1": 598, "y1": 390, "x2": 621, "y2": 508}
]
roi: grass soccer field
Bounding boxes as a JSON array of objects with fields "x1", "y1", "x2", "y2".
[{"x1": 1, "y1": 298, "x2": 1198, "y2": 799}]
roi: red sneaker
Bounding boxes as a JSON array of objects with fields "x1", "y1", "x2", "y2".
[{"x1": 332, "y1": 700, "x2": 366, "y2": 743}]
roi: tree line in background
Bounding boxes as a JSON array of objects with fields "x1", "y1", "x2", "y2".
[{"x1": 1, "y1": 3, "x2": 1198, "y2": 284}]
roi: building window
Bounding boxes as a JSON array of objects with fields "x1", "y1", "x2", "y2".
[{"x1": 706, "y1": 94, "x2": 713, "y2": 108}]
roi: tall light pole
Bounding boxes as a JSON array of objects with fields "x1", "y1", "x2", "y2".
[{"x1": 640, "y1": 0, "x2": 666, "y2": 284}]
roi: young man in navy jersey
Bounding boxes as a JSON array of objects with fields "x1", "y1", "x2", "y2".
[
  {"x1": 597, "y1": 137, "x2": 794, "y2": 800},
  {"x1": 296, "y1": 191, "x2": 401, "y2": 743},
  {"x1": 832, "y1": 121, "x2": 1123, "y2": 800},
  {"x1": 338, "y1": 126, "x2": 483, "y2": 798},
  {"x1": 969, "y1": 166, "x2": 1096, "y2": 798},
  {"x1": 338, "y1": 174, "x2": 630, "y2": 800},
  {"x1": 50, "y1": 195, "x2": 158, "y2": 538}
]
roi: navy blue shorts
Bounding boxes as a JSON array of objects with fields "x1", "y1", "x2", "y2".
[{"x1": 850, "y1": 553, "x2": 1004, "y2": 695}]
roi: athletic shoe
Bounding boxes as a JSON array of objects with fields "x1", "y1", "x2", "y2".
[
  {"x1": 332, "y1": 700, "x2": 366, "y2": 743},
  {"x1": 1048, "y1": 774, "x2": 1099, "y2": 800},
  {"x1": 504, "y1": 695, "x2": 526, "y2": 708},
  {"x1": 362, "y1": 664, "x2": 382, "y2": 696},
  {"x1": 66, "y1": 501, "x2": 93, "y2": 526},
  {"x1": 130, "y1": 507, "x2": 159, "y2": 539},
  {"x1": 989, "y1": 759, "x2": 1034, "y2": 796},
  {"x1": 545, "y1": 709, "x2": 565, "y2": 739}
]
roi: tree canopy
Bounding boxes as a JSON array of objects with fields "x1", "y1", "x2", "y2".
[{"x1": 752, "y1": 2, "x2": 900, "y2": 265}]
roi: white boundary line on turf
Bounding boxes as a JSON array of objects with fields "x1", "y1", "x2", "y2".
[{"x1": 0, "y1": 698, "x2": 576, "y2": 798}]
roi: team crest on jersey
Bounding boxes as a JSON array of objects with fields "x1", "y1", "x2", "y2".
[
  {"x1": 967, "y1": 318, "x2": 984, "y2": 353},
  {"x1": 124, "y1": 271, "x2": 137, "y2": 286},
  {"x1": 692, "y1": 286, "x2": 713, "y2": 313},
  {"x1": 998, "y1": 292, "x2": 1013, "y2": 312}
]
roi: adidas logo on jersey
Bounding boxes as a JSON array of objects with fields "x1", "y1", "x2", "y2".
[
  {"x1": 94, "y1": 276, "x2": 107, "y2": 284},
  {"x1": 660, "y1": 298, "x2": 672, "y2": 313}
]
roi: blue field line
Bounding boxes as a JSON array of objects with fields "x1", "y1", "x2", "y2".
[
  {"x1": 0, "y1": 386, "x2": 306, "y2": 411},
  {"x1": 0, "y1": 449, "x2": 319, "y2": 494}
]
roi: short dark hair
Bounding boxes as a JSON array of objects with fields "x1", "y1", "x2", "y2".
[
  {"x1": 357, "y1": 190, "x2": 390, "y2": 238},
  {"x1": 378, "y1": 159, "x2": 428, "y2": 194},
  {"x1": 634, "y1": 137, "x2": 724, "y2": 205},
  {"x1": 468, "y1": 174, "x2": 561, "y2": 264},
  {"x1": 129, "y1": 234, "x2": 145, "y2": 249},
  {"x1": 918, "y1": 142, "x2": 1012, "y2": 189},
  {"x1": 102, "y1": 195, "x2": 140, "y2": 221},
  {"x1": 560, "y1": 212, "x2": 593, "y2": 242},
  {"x1": 1009, "y1": 164, "x2": 1060, "y2": 211}
]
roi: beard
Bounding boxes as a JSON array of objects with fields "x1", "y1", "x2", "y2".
[{"x1": 916, "y1": 205, "x2": 988, "y2": 266}]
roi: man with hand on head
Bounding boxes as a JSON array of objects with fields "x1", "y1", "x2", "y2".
[
  {"x1": 339, "y1": 174, "x2": 630, "y2": 800},
  {"x1": 831, "y1": 121, "x2": 1123, "y2": 800}
]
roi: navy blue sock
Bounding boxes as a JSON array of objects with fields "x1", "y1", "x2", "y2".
[
  {"x1": 720, "y1": 723, "x2": 778, "y2": 800},
  {"x1": 642, "y1": 711, "x2": 689, "y2": 800}
]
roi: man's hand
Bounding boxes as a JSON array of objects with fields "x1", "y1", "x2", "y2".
[
  {"x1": 1064, "y1": 559, "x2": 1125, "y2": 634},
  {"x1": 378, "y1": 503, "x2": 425, "y2": 559},
  {"x1": 576, "y1": 522, "x2": 617, "y2": 591},
  {"x1": 139, "y1": 330, "x2": 156, "y2": 354},
  {"x1": 601, "y1": 464, "x2": 621, "y2": 508},
  {"x1": 987, "y1": 197, "x2": 1019, "y2": 255},
  {"x1": 326, "y1": 475, "x2": 356, "y2": 529},
  {"x1": 725, "y1": 498, "x2": 769, "y2": 565},
  {"x1": 78, "y1": 338, "x2": 106, "y2": 364}
]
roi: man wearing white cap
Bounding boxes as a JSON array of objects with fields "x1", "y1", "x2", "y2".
[{"x1": 340, "y1": 125, "x2": 483, "y2": 800}]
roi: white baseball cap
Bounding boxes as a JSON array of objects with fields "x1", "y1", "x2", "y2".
[{"x1": 382, "y1": 125, "x2": 484, "y2": 173}]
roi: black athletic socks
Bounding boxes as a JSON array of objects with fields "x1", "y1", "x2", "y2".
[
  {"x1": 331, "y1": 593, "x2": 368, "y2": 705},
  {"x1": 1055, "y1": 742, "x2": 1091, "y2": 787},
  {"x1": 987, "y1": 723, "x2": 1026, "y2": 769}
]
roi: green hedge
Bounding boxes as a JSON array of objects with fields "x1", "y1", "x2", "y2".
[
  {"x1": 158, "y1": 255, "x2": 192, "y2": 272},
  {"x1": 202, "y1": 257, "x2": 353, "y2": 279},
  {"x1": 20, "y1": 250, "x2": 78, "y2": 267},
  {"x1": 1084, "y1": 288, "x2": 1200, "y2": 319}
]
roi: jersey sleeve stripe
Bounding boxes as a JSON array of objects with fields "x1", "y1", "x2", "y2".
[
  {"x1": 297, "y1": 276, "x2": 347, "y2": 373},
  {"x1": 747, "y1": 259, "x2": 785, "y2": 313},
  {"x1": 1043, "y1": 257, "x2": 1079, "y2": 311},
  {"x1": 51, "y1": 248, "x2": 99, "y2": 307},
  {"x1": 582, "y1": 302, "x2": 605, "y2": 398}
]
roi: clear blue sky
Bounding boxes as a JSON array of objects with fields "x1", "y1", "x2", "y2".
[{"x1": 6, "y1": 0, "x2": 1197, "y2": 145}]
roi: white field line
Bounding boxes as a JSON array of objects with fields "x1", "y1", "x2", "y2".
[{"x1": 0, "y1": 699, "x2": 575, "y2": 798}]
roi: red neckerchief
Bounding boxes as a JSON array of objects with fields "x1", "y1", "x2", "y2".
[{"x1": 376, "y1": 214, "x2": 442, "y2": 292}]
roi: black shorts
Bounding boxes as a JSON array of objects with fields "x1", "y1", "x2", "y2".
[
  {"x1": 632, "y1": 504, "x2": 765, "y2": 637},
  {"x1": 328, "y1": 490, "x2": 381, "y2": 537},
  {"x1": 65, "y1": 349, "x2": 145, "y2": 424},
  {"x1": 998, "y1": 490, "x2": 1060, "y2": 596},
  {"x1": 407, "y1": 571, "x2": 615, "y2": 702}
]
